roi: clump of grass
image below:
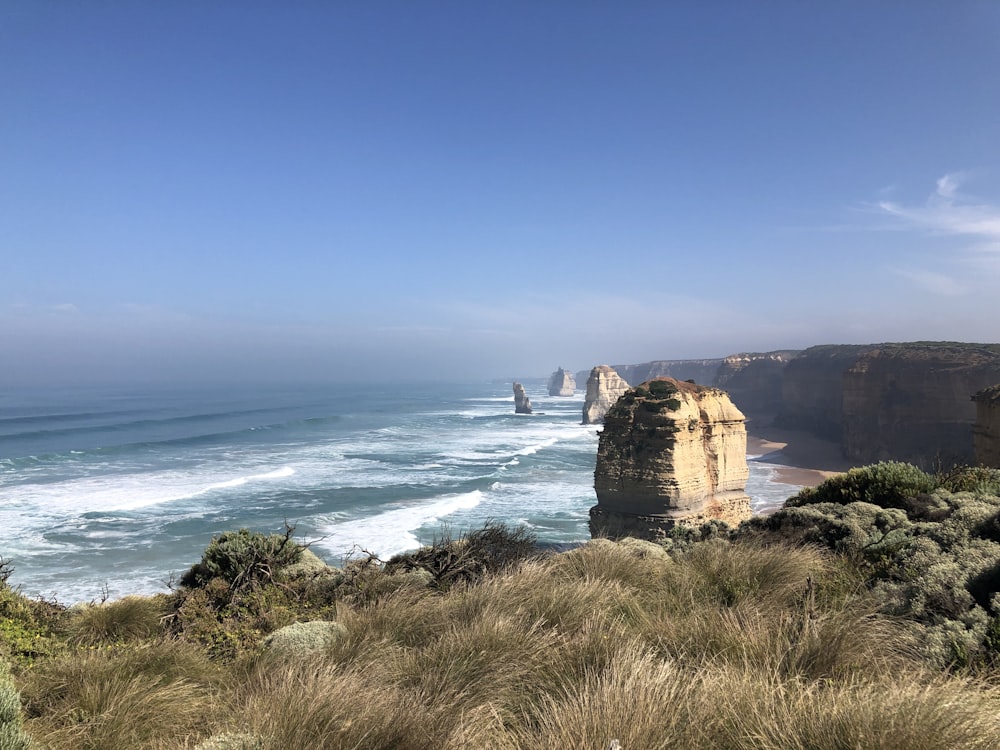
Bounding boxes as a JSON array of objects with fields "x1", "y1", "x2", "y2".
[
  {"x1": 63, "y1": 595, "x2": 168, "y2": 646},
  {"x1": 20, "y1": 640, "x2": 226, "y2": 750}
]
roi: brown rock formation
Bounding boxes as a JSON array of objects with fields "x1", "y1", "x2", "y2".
[
  {"x1": 841, "y1": 344, "x2": 1000, "y2": 467},
  {"x1": 776, "y1": 344, "x2": 872, "y2": 440},
  {"x1": 713, "y1": 350, "x2": 799, "y2": 418},
  {"x1": 547, "y1": 367, "x2": 576, "y2": 397},
  {"x1": 590, "y1": 378, "x2": 751, "y2": 540},
  {"x1": 582, "y1": 366, "x2": 630, "y2": 425},
  {"x1": 974, "y1": 385, "x2": 1000, "y2": 468},
  {"x1": 513, "y1": 382, "x2": 532, "y2": 414}
]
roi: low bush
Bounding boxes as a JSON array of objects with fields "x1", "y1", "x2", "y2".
[
  {"x1": 787, "y1": 461, "x2": 935, "y2": 510},
  {"x1": 0, "y1": 661, "x2": 29, "y2": 750}
]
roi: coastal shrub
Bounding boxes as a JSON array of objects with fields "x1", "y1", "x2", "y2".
[
  {"x1": 260, "y1": 620, "x2": 346, "y2": 660},
  {"x1": 194, "y1": 733, "x2": 265, "y2": 750},
  {"x1": 180, "y1": 526, "x2": 306, "y2": 592},
  {"x1": 385, "y1": 521, "x2": 538, "y2": 589},
  {"x1": 0, "y1": 661, "x2": 30, "y2": 750},
  {"x1": 786, "y1": 461, "x2": 935, "y2": 510},
  {"x1": 937, "y1": 465, "x2": 1000, "y2": 496},
  {"x1": 749, "y1": 478, "x2": 1000, "y2": 669},
  {"x1": 0, "y1": 568, "x2": 63, "y2": 666}
]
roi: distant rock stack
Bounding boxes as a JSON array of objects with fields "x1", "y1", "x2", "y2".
[
  {"x1": 590, "y1": 378, "x2": 751, "y2": 540},
  {"x1": 547, "y1": 367, "x2": 576, "y2": 397},
  {"x1": 513, "y1": 382, "x2": 532, "y2": 414},
  {"x1": 582, "y1": 365, "x2": 630, "y2": 424},
  {"x1": 973, "y1": 385, "x2": 1000, "y2": 468}
]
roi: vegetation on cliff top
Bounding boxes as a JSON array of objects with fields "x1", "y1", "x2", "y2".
[{"x1": 4, "y1": 469, "x2": 1000, "y2": 748}]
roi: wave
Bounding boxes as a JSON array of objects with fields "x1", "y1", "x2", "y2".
[
  {"x1": 315, "y1": 490, "x2": 485, "y2": 560},
  {"x1": 1, "y1": 464, "x2": 298, "y2": 521}
]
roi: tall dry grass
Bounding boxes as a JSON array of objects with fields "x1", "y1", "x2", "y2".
[
  {"x1": 19, "y1": 537, "x2": 1000, "y2": 749},
  {"x1": 20, "y1": 639, "x2": 226, "y2": 750}
]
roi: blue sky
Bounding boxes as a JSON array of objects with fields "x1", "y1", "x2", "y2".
[{"x1": 2, "y1": 2, "x2": 999, "y2": 385}]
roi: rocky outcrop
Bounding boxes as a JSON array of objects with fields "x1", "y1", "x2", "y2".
[
  {"x1": 547, "y1": 368, "x2": 576, "y2": 397},
  {"x1": 590, "y1": 378, "x2": 751, "y2": 540},
  {"x1": 582, "y1": 366, "x2": 630, "y2": 424},
  {"x1": 513, "y1": 382, "x2": 532, "y2": 414},
  {"x1": 713, "y1": 350, "x2": 799, "y2": 417},
  {"x1": 974, "y1": 385, "x2": 1000, "y2": 468}
]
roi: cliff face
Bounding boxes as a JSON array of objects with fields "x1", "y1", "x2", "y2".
[
  {"x1": 841, "y1": 344, "x2": 1000, "y2": 467},
  {"x1": 776, "y1": 344, "x2": 873, "y2": 440},
  {"x1": 513, "y1": 382, "x2": 532, "y2": 414},
  {"x1": 582, "y1": 366, "x2": 630, "y2": 425},
  {"x1": 974, "y1": 385, "x2": 1000, "y2": 468},
  {"x1": 590, "y1": 378, "x2": 750, "y2": 540},
  {"x1": 713, "y1": 350, "x2": 799, "y2": 417},
  {"x1": 612, "y1": 359, "x2": 723, "y2": 388},
  {"x1": 547, "y1": 368, "x2": 576, "y2": 397}
]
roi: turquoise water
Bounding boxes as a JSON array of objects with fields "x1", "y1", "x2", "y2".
[{"x1": 0, "y1": 380, "x2": 799, "y2": 602}]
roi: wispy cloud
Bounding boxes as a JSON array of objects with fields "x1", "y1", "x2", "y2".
[
  {"x1": 877, "y1": 172, "x2": 1000, "y2": 239},
  {"x1": 51, "y1": 303, "x2": 79, "y2": 314},
  {"x1": 892, "y1": 268, "x2": 966, "y2": 296}
]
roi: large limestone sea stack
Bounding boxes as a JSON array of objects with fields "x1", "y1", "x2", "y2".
[
  {"x1": 547, "y1": 367, "x2": 576, "y2": 397},
  {"x1": 582, "y1": 365, "x2": 630, "y2": 424},
  {"x1": 513, "y1": 382, "x2": 532, "y2": 414},
  {"x1": 590, "y1": 378, "x2": 751, "y2": 540}
]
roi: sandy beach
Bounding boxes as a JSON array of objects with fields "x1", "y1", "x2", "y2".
[{"x1": 746, "y1": 420, "x2": 854, "y2": 489}]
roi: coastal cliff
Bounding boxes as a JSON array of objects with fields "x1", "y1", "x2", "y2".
[
  {"x1": 590, "y1": 378, "x2": 751, "y2": 539},
  {"x1": 513, "y1": 382, "x2": 532, "y2": 414},
  {"x1": 775, "y1": 344, "x2": 871, "y2": 440},
  {"x1": 713, "y1": 350, "x2": 799, "y2": 417},
  {"x1": 842, "y1": 344, "x2": 1000, "y2": 466},
  {"x1": 582, "y1": 366, "x2": 630, "y2": 425},
  {"x1": 974, "y1": 385, "x2": 1000, "y2": 468},
  {"x1": 547, "y1": 368, "x2": 576, "y2": 397}
]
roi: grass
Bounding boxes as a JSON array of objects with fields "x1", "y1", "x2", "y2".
[{"x1": 9, "y1": 532, "x2": 1000, "y2": 749}]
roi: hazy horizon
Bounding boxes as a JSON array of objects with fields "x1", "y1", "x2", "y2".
[{"x1": 3, "y1": 3, "x2": 999, "y2": 387}]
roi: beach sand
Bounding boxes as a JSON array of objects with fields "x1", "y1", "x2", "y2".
[{"x1": 746, "y1": 419, "x2": 854, "y2": 489}]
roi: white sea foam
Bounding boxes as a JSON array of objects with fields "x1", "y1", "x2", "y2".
[{"x1": 315, "y1": 490, "x2": 485, "y2": 559}]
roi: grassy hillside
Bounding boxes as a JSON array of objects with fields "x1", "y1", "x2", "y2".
[{"x1": 3, "y1": 471, "x2": 1000, "y2": 749}]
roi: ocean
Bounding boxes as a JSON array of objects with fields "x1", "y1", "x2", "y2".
[{"x1": 0, "y1": 380, "x2": 800, "y2": 603}]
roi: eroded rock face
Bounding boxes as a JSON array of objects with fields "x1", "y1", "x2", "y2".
[
  {"x1": 841, "y1": 344, "x2": 1000, "y2": 467},
  {"x1": 776, "y1": 344, "x2": 872, "y2": 440},
  {"x1": 974, "y1": 385, "x2": 1000, "y2": 468},
  {"x1": 547, "y1": 368, "x2": 576, "y2": 397},
  {"x1": 713, "y1": 350, "x2": 799, "y2": 417},
  {"x1": 590, "y1": 378, "x2": 751, "y2": 539},
  {"x1": 513, "y1": 382, "x2": 532, "y2": 414},
  {"x1": 582, "y1": 366, "x2": 630, "y2": 424}
]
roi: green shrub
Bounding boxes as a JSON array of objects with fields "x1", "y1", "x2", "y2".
[
  {"x1": 180, "y1": 527, "x2": 306, "y2": 591},
  {"x1": 787, "y1": 461, "x2": 935, "y2": 510},
  {"x1": 937, "y1": 465, "x2": 1000, "y2": 496},
  {"x1": 0, "y1": 661, "x2": 29, "y2": 750},
  {"x1": 261, "y1": 620, "x2": 346, "y2": 660},
  {"x1": 0, "y1": 568, "x2": 63, "y2": 667}
]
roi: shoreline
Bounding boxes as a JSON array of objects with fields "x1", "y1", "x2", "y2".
[{"x1": 746, "y1": 421, "x2": 853, "y2": 489}]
